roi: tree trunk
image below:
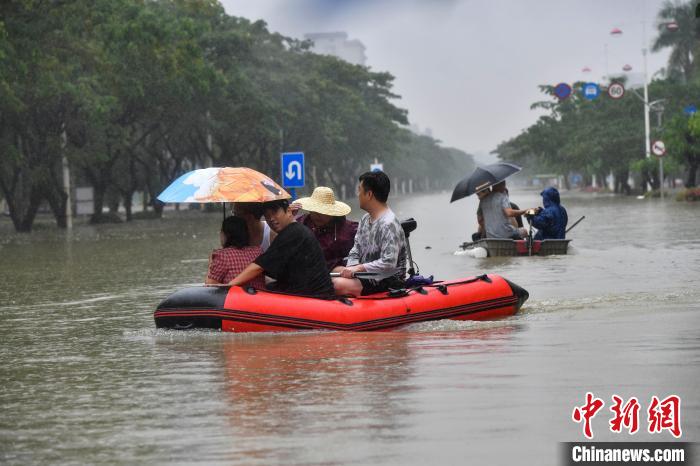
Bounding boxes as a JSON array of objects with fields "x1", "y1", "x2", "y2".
[
  {"x1": 152, "y1": 197, "x2": 164, "y2": 218},
  {"x1": 0, "y1": 165, "x2": 42, "y2": 232},
  {"x1": 683, "y1": 146, "x2": 699, "y2": 188},
  {"x1": 122, "y1": 190, "x2": 134, "y2": 221},
  {"x1": 45, "y1": 186, "x2": 68, "y2": 228},
  {"x1": 686, "y1": 160, "x2": 698, "y2": 188},
  {"x1": 640, "y1": 166, "x2": 652, "y2": 193},
  {"x1": 649, "y1": 169, "x2": 660, "y2": 191},
  {"x1": 107, "y1": 186, "x2": 120, "y2": 215},
  {"x1": 90, "y1": 179, "x2": 107, "y2": 223},
  {"x1": 615, "y1": 169, "x2": 631, "y2": 195},
  {"x1": 598, "y1": 172, "x2": 607, "y2": 190},
  {"x1": 5, "y1": 186, "x2": 42, "y2": 233}
]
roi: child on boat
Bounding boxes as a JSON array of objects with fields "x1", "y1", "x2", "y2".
[{"x1": 206, "y1": 216, "x2": 266, "y2": 289}]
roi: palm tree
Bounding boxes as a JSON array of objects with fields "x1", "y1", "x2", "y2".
[{"x1": 651, "y1": 0, "x2": 700, "y2": 82}]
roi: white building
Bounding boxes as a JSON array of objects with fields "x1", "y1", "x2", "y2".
[{"x1": 304, "y1": 32, "x2": 367, "y2": 66}]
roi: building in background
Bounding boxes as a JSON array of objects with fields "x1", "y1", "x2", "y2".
[{"x1": 304, "y1": 32, "x2": 367, "y2": 66}]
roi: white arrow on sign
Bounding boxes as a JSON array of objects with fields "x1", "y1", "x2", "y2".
[
  {"x1": 285, "y1": 160, "x2": 302, "y2": 180},
  {"x1": 652, "y1": 140, "x2": 666, "y2": 157}
]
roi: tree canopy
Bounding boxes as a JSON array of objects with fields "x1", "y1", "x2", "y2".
[
  {"x1": 494, "y1": 0, "x2": 700, "y2": 193},
  {"x1": 0, "y1": 0, "x2": 473, "y2": 231}
]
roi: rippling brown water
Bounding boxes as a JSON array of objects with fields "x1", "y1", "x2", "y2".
[{"x1": 1, "y1": 190, "x2": 699, "y2": 465}]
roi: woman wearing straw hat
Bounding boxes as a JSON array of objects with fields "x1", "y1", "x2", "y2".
[{"x1": 293, "y1": 187, "x2": 358, "y2": 271}]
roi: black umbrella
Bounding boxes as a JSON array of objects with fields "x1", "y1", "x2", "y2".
[{"x1": 450, "y1": 162, "x2": 522, "y2": 202}]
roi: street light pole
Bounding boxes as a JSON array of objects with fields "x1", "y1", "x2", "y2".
[
  {"x1": 610, "y1": 23, "x2": 652, "y2": 190},
  {"x1": 643, "y1": 47, "x2": 651, "y2": 161},
  {"x1": 641, "y1": 20, "x2": 654, "y2": 193}
]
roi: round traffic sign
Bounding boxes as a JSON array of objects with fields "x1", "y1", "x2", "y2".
[
  {"x1": 554, "y1": 82, "x2": 572, "y2": 100},
  {"x1": 581, "y1": 82, "x2": 600, "y2": 100},
  {"x1": 651, "y1": 140, "x2": 666, "y2": 157},
  {"x1": 607, "y1": 82, "x2": 625, "y2": 99}
]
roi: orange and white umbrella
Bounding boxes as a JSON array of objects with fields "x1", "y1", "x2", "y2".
[{"x1": 157, "y1": 167, "x2": 290, "y2": 204}]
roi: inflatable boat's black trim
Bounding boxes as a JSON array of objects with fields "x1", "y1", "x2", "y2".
[
  {"x1": 503, "y1": 279, "x2": 529, "y2": 310},
  {"x1": 155, "y1": 295, "x2": 518, "y2": 331},
  {"x1": 155, "y1": 315, "x2": 222, "y2": 330},
  {"x1": 157, "y1": 286, "x2": 228, "y2": 311}
]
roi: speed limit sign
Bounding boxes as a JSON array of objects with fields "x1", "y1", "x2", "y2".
[
  {"x1": 608, "y1": 82, "x2": 625, "y2": 99},
  {"x1": 651, "y1": 140, "x2": 666, "y2": 157}
]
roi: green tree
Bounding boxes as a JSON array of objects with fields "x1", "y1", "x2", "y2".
[
  {"x1": 0, "y1": 0, "x2": 96, "y2": 231},
  {"x1": 652, "y1": 0, "x2": 700, "y2": 82}
]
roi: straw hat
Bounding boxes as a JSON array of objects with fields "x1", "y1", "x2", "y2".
[{"x1": 296, "y1": 187, "x2": 351, "y2": 217}]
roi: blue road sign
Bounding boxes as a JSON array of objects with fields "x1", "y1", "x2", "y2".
[
  {"x1": 581, "y1": 82, "x2": 600, "y2": 100},
  {"x1": 684, "y1": 105, "x2": 697, "y2": 116},
  {"x1": 554, "y1": 83, "x2": 572, "y2": 100},
  {"x1": 281, "y1": 152, "x2": 305, "y2": 188}
]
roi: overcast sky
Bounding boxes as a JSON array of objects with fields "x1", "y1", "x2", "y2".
[{"x1": 220, "y1": 0, "x2": 674, "y2": 161}]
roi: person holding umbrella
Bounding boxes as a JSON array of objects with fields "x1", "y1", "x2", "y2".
[
  {"x1": 480, "y1": 180, "x2": 532, "y2": 239},
  {"x1": 472, "y1": 187, "x2": 491, "y2": 242},
  {"x1": 451, "y1": 162, "x2": 534, "y2": 240}
]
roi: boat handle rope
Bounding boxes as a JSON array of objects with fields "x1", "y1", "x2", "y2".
[
  {"x1": 351, "y1": 274, "x2": 493, "y2": 301},
  {"x1": 219, "y1": 275, "x2": 493, "y2": 304}
]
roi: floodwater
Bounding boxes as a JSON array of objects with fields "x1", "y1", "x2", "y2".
[{"x1": 1, "y1": 190, "x2": 699, "y2": 465}]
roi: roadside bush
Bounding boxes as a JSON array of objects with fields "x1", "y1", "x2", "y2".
[{"x1": 675, "y1": 187, "x2": 700, "y2": 201}]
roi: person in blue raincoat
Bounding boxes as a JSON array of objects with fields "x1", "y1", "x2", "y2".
[{"x1": 531, "y1": 187, "x2": 568, "y2": 240}]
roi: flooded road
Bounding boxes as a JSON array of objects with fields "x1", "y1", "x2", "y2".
[{"x1": 1, "y1": 190, "x2": 699, "y2": 465}]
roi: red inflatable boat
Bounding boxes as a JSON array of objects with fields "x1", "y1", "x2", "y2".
[{"x1": 154, "y1": 274, "x2": 528, "y2": 332}]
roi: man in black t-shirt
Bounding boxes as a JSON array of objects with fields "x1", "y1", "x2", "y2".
[{"x1": 227, "y1": 199, "x2": 334, "y2": 297}]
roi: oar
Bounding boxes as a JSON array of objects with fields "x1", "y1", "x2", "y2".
[
  {"x1": 565, "y1": 215, "x2": 585, "y2": 234},
  {"x1": 330, "y1": 272, "x2": 379, "y2": 278},
  {"x1": 525, "y1": 209, "x2": 537, "y2": 256}
]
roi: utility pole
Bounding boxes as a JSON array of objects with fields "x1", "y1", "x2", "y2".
[
  {"x1": 641, "y1": 21, "x2": 653, "y2": 193},
  {"x1": 643, "y1": 48, "x2": 651, "y2": 161}
]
